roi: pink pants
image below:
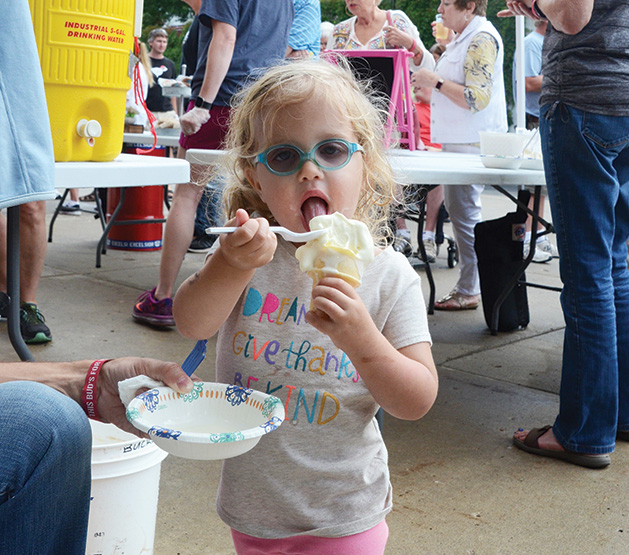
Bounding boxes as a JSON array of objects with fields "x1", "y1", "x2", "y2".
[{"x1": 231, "y1": 519, "x2": 389, "y2": 555}]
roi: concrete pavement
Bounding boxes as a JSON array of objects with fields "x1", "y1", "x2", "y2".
[{"x1": 2, "y1": 188, "x2": 627, "y2": 554}]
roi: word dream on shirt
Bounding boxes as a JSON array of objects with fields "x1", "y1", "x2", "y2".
[{"x1": 228, "y1": 286, "x2": 364, "y2": 426}]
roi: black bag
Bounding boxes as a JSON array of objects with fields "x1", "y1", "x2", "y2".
[{"x1": 474, "y1": 190, "x2": 530, "y2": 332}]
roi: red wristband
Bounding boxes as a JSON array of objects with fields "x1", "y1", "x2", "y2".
[
  {"x1": 408, "y1": 39, "x2": 418, "y2": 53},
  {"x1": 531, "y1": 0, "x2": 546, "y2": 20},
  {"x1": 82, "y1": 359, "x2": 110, "y2": 421}
]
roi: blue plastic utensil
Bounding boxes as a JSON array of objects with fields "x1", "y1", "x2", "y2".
[{"x1": 181, "y1": 339, "x2": 207, "y2": 377}]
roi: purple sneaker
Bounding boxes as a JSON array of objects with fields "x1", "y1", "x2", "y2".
[{"x1": 133, "y1": 288, "x2": 175, "y2": 327}]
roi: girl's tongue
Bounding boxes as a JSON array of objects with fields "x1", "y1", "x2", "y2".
[{"x1": 301, "y1": 197, "x2": 328, "y2": 229}]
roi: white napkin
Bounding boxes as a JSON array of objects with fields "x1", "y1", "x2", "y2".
[{"x1": 118, "y1": 375, "x2": 163, "y2": 407}]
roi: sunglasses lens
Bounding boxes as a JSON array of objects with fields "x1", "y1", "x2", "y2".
[
  {"x1": 266, "y1": 146, "x2": 301, "y2": 174},
  {"x1": 315, "y1": 140, "x2": 350, "y2": 168}
]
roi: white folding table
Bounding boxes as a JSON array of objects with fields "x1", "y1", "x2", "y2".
[
  {"x1": 7, "y1": 154, "x2": 190, "y2": 361},
  {"x1": 52, "y1": 153, "x2": 190, "y2": 267}
]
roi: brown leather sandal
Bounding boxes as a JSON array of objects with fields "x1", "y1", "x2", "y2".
[
  {"x1": 513, "y1": 425, "x2": 611, "y2": 469},
  {"x1": 79, "y1": 191, "x2": 96, "y2": 202}
]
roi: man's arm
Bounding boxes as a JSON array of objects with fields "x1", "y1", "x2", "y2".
[
  {"x1": 525, "y1": 74, "x2": 543, "y2": 92},
  {"x1": 0, "y1": 358, "x2": 193, "y2": 435},
  {"x1": 198, "y1": 19, "x2": 237, "y2": 104},
  {"x1": 0, "y1": 360, "x2": 91, "y2": 401},
  {"x1": 500, "y1": 1, "x2": 594, "y2": 35},
  {"x1": 179, "y1": 19, "x2": 236, "y2": 136}
]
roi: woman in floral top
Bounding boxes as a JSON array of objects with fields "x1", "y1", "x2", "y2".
[
  {"x1": 412, "y1": 0, "x2": 508, "y2": 312},
  {"x1": 327, "y1": 0, "x2": 435, "y2": 72}
]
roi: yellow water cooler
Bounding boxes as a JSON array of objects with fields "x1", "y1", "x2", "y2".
[{"x1": 29, "y1": 0, "x2": 143, "y2": 161}]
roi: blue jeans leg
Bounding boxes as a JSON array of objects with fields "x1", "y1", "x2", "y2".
[
  {"x1": 0, "y1": 382, "x2": 92, "y2": 554},
  {"x1": 541, "y1": 103, "x2": 629, "y2": 453},
  {"x1": 194, "y1": 187, "x2": 212, "y2": 237}
]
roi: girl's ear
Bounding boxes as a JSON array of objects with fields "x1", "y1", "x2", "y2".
[{"x1": 245, "y1": 167, "x2": 264, "y2": 199}]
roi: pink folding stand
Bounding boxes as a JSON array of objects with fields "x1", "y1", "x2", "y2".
[{"x1": 326, "y1": 49, "x2": 416, "y2": 150}]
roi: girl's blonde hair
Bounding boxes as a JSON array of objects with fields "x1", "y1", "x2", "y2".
[
  {"x1": 221, "y1": 57, "x2": 398, "y2": 244},
  {"x1": 137, "y1": 41, "x2": 154, "y2": 87}
]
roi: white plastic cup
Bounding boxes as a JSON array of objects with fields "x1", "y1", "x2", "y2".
[{"x1": 435, "y1": 14, "x2": 450, "y2": 41}]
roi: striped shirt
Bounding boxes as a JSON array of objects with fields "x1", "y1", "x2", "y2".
[{"x1": 289, "y1": 0, "x2": 321, "y2": 56}]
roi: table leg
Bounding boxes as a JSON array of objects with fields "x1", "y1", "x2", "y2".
[
  {"x1": 415, "y1": 189, "x2": 436, "y2": 314},
  {"x1": 7, "y1": 206, "x2": 34, "y2": 361},
  {"x1": 96, "y1": 188, "x2": 127, "y2": 268},
  {"x1": 47, "y1": 188, "x2": 70, "y2": 243},
  {"x1": 92, "y1": 188, "x2": 107, "y2": 231}
]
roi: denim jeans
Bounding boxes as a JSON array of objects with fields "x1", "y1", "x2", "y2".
[
  {"x1": 194, "y1": 183, "x2": 223, "y2": 238},
  {"x1": 0, "y1": 382, "x2": 92, "y2": 554},
  {"x1": 540, "y1": 102, "x2": 629, "y2": 454}
]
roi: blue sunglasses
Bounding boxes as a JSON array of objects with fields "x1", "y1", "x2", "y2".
[{"x1": 256, "y1": 138, "x2": 364, "y2": 176}]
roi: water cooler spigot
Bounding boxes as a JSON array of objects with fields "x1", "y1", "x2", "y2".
[{"x1": 77, "y1": 119, "x2": 102, "y2": 147}]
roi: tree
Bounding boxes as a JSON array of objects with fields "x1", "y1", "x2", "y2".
[
  {"x1": 141, "y1": 0, "x2": 194, "y2": 69},
  {"x1": 142, "y1": 0, "x2": 192, "y2": 28}
]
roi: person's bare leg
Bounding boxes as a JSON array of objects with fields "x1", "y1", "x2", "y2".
[
  {"x1": 526, "y1": 193, "x2": 545, "y2": 233},
  {"x1": 153, "y1": 151, "x2": 206, "y2": 301},
  {"x1": 425, "y1": 185, "x2": 443, "y2": 233},
  {"x1": 17, "y1": 201, "x2": 46, "y2": 304}
]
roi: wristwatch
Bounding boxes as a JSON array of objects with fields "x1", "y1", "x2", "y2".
[
  {"x1": 194, "y1": 96, "x2": 212, "y2": 110},
  {"x1": 435, "y1": 78, "x2": 445, "y2": 91}
]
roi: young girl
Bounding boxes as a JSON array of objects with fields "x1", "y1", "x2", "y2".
[{"x1": 174, "y1": 58, "x2": 438, "y2": 554}]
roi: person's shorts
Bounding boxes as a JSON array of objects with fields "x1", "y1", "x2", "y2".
[{"x1": 178, "y1": 101, "x2": 231, "y2": 151}]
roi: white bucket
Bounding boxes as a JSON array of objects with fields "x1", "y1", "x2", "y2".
[{"x1": 87, "y1": 421, "x2": 168, "y2": 555}]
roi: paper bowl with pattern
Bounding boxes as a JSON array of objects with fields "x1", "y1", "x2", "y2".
[{"x1": 125, "y1": 382, "x2": 284, "y2": 460}]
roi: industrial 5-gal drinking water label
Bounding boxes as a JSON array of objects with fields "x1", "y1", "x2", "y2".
[{"x1": 49, "y1": 12, "x2": 131, "y2": 48}]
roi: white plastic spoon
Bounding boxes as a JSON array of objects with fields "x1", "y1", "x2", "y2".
[
  {"x1": 520, "y1": 128, "x2": 539, "y2": 158},
  {"x1": 206, "y1": 226, "x2": 326, "y2": 243}
]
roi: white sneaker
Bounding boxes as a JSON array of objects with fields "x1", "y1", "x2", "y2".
[
  {"x1": 523, "y1": 239, "x2": 555, "y2": 263},
  {"x1": 422, "y1": 238, "x2": 438, "y2": 263},
  {"x1": 393, "y1": 236, "x2": 412, "y2": 257},
  {"x1": 60, "y1": 201, "x2": 81, "y2": 216},
  {"x1": 538, "y1": 238, "x2": 559, "y2": 258}
]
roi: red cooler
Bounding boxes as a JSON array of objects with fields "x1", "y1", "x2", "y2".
[{"x1": 106, "y1": 147, "x2": 167, "y2": 251}]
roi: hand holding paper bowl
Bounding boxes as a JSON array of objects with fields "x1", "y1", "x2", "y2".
[{"x1": 123, "y1": 380, "x2": 284, "y2": 460}]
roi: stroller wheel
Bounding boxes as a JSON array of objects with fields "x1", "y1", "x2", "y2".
[{"x1": 447, "y1": 240, "x2": 458, "y2": 268}]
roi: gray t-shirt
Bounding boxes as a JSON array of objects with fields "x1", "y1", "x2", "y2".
[
  {"x1": 540, "y1": 0, "x2": 629, "y2": 116},
  {"x1": 213, "y1": 240, "x2": 431, "y2": 538},
  {"x1": 192, "y1": 0, "x2": 294, "y2": 106}
]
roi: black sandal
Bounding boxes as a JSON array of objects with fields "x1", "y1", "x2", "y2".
[{"x1": 79, "y1": 191, "x2": 96, "y2": 202}]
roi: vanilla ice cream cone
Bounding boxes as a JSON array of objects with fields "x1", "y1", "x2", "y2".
[{"x1": 295, "y1": 213, "x2": 374, "y2": 288}]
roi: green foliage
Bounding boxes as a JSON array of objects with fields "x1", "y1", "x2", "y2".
[
  {"x1": 320, "y1": 0, "x2": 517, "y2": 123},
  {"x1": 142, "y1": 0, "x2": 192, "y2": 28}
]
